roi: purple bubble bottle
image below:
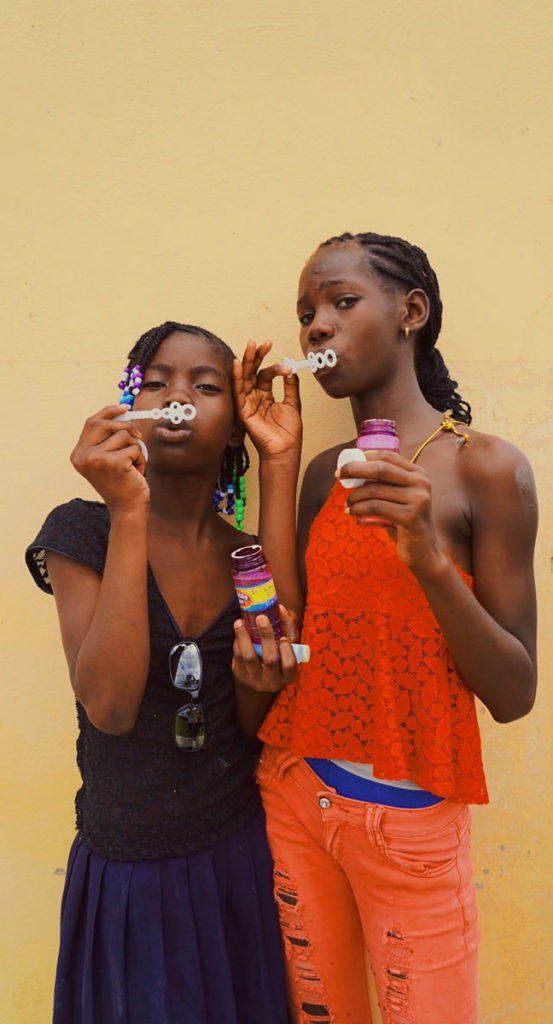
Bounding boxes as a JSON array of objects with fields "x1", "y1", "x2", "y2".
[
  {"x1": 356, "y1": 418, "x2": 399, "y2": 526},
  {"x1": 231, "y1": 544, "x2": 310, "y2": 662},
  {"x1": 231, "y1": 545, "x2": 281, "y2": 656}
]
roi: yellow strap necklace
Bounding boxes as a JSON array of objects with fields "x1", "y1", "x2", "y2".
[{"x1": 410, "y1": 413, "x2": 471, "y2": 465}]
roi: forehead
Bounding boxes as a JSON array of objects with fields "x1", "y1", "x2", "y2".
[
  {"x1": 148, "y1": 331, "x2": 229, "y2": 373},
  {"x1": 298, "y1": 243, "x2": 373, "y2": 296}
]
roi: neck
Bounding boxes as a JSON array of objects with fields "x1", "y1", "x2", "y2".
[
  {"x1": 350, "y1": 376, "x2": 439, "y2": 438},
  {"x1": 146, "y1": 470, "x2": 219, "y2": 539}
]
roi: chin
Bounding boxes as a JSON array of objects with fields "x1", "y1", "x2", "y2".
[{"x1": 317, "y1": 376, "x2": 353, "y2": 400}]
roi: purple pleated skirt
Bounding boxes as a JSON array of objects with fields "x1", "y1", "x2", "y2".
[{"x1": 53, "y1": 811, "x2": 289, "y2": 1024}]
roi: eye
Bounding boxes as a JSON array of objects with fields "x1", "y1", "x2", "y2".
[
  {"x1": 141, "y1": 379, "x2": 166, "y2": 390},
  {"x1": 298, "y1": 311, "x2": 314, "y2": 327},
  {"x1": 336, "y1": 296, "x2": 358, "y2": 310},
  {"x1": 195, "y1": 382, "x2": 222, "y2": 393}
]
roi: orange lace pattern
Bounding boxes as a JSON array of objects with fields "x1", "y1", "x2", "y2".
[{"x1": 260, "y1": 484, "x2": 489, "y2": 804}]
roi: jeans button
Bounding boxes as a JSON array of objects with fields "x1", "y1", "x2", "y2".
[{"x1": 319, "y1": 796, "x2": 331, "y2": 809}]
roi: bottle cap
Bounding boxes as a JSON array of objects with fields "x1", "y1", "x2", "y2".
[
  {"x1": 291, "y1": 643, "x2": 311, "y2": 663},
  {"x1": 336, "y1": 447, "x2": 366, "y2": 488}
]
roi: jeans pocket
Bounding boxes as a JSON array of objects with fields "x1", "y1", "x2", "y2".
[{"x1": 378, "y1": 804, "x2": 470, "y2": 879}]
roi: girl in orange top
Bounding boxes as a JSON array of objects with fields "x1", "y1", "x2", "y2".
[{"x1": 232, "y1": 231, "x2": 538, "y2": 1023}]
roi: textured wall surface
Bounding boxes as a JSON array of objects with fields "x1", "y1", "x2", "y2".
[{"x1": 2, "y1": 2, "x2": 552, "y2": 1020}]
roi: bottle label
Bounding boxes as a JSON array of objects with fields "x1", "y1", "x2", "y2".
[{"x1": 235, "y1": 579, "x2": 278, "y2": 613}]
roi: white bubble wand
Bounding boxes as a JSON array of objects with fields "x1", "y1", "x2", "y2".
[
  {"x1": 283, "y1": 349, "x2": 338, "y2": 375},
  {"x1": 115, "y1": 401, "x2": 197, "y2": 425},
  {"x1": 115, "y1": 402, "x2": 197, "y2": 460}
]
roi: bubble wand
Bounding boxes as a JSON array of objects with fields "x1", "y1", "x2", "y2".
[
  {"x1": 283, "y1": 349, "x2": 338, "y2": 374},
  {"x1": 115, "y1": 402, "x2": 197, "y2": 460},
  {"x1": 116, "y1": 401, "x2": 197, "y2": 425}
]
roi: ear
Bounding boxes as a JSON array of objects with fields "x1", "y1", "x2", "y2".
[{"x1": 400, "y1": 288, "x2": 430, "y2": 336}]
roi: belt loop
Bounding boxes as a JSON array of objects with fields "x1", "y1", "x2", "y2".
[
  {"x1": 365, "y1": 801, "x2": 385, "y2": 837},
  {"x1": 276, "y1": 750, "x2": 300, "y2": 779}
]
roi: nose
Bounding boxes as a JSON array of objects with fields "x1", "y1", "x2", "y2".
[
  {"x1": 162, "y1": 378, "x2": 193, "y2": 406},
  {"x1": 307, "y1": 313, "x2": 335, "y2": 345}
]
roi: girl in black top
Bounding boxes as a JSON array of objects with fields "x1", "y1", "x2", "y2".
[{"x1": 26, "y1": 321, "x2": 294, "y2": 1024}]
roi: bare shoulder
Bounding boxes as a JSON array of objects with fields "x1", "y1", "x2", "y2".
[
  {"x1": 459, "y1": 427, "x2": 536, "y2": 506},
  {"x1": 453, "y1": 427, "x2": 538, "y2": 551}
]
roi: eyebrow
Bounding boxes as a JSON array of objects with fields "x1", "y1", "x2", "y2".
[
  {"x1": 146, "y1": 361, "x2": 226, "y2": 380},
  {"x1": 297, "y1": 278, "x2": 350, "y2": 308}
]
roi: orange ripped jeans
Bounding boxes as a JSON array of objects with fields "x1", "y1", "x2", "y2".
[{"x1": 257, "y1": 746, "x2": 480, "y2": 1024}]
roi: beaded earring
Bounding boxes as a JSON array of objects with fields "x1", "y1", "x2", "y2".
[
  {"x1": 213, "y1": 443, "x2": 249, "y2": 530},
  {"x1": 118, "y1": 363, "x2": 143, "y2": 408}
]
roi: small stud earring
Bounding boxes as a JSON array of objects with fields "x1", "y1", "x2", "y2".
[{"x1": 404, "y1": 326, "x2": 410, "y2": 340}]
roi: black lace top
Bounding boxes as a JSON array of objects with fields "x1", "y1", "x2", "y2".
[{"x1": 25, "y1": 499, "x2": 261, "y2": 861}]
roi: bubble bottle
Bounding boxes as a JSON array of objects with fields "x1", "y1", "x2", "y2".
[
  {"x1": 336, "y1": 418, "x2": 399, "y2": 526},
  {"x1": 231, "y1": 544, "x2": 310, "y2": 662}
]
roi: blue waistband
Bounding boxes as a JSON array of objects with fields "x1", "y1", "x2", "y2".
[{"x1": 305, "y1": 758, "x2": 444, "y2": 809}]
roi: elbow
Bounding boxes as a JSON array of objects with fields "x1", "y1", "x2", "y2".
[
  {"x1": 490, "y1": 678, "x2": 537, "y2": 725},
  {"x1": 72, "y1": 667, "x2": 144, "y2": 735},
  {"x1": 75, "y1": 688, "x2": 140, "y2": 735},
  {"x1": 86, "y1": 705, "x2": 139, "y2": 735}
]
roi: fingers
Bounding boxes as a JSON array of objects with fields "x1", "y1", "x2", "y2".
[
  {"x1": 336, "y1": 449, "x2": 414, "y2": 483},
  {"x1": 345, "y1": 477, "x2": 432, "y2": 529},
  {"x1": 277, "y1": 605, "x2": 300, "y2": 642},
  {"x1": 279, "y1": 367, "x2": 301, "y2": 412},
  {"x1": 77, "y1": 405, "x2": 143, "y2": 449},
  {"x1": 71, "y1": 405, "x2": 147, "y2": 479},
  {"x1": 240, "y1": 340, "x2": 273, "y2": 392},
  {"x1": 232, "y1": 616, "x2": 297, "y2": 692},
  {"x1": 238, "y1": 341, "x2": 298, "y2": 393}
]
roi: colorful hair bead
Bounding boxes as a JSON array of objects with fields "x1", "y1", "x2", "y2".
[
  {"x1": 117, "y1": 363, "x2": 143, "y2": 408},
  {"x1": 213, "y1": 443, "x2": 249, "y2": 530}
]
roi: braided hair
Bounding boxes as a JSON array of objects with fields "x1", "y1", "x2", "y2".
[
  {"x1": 125, "y1": 320, "x2": 237, "y2": 377},
  {"x1": 119, "y1": 320, "x2": 250, "y2": 504},
  {"x1": 320, "y1": 232, "x2": 471, "y2": 424}
]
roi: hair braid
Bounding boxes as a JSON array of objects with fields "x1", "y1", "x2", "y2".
[
  {"x1": 321, "y1": 232, "x2": 471, "y2": 423},
  {"x1": 125, "y1": 320, "x2": 236, "y2": 375}
]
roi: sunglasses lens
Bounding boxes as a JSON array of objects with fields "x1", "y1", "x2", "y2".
[
  {"x1": 172, "y1": 643, "x2": 202, "y2": 696},
  {"x1": 174, "y1": 704, "x2": 206, "y2": 751}
]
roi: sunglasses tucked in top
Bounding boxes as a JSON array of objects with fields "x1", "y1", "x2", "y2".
[{"x1": 169, "y1": 640, "x2": 206, "y2": 751}]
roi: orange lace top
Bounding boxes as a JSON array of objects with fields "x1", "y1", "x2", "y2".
[{"x1": 259, "y1": 483, "x2": 489, "y2": 804}]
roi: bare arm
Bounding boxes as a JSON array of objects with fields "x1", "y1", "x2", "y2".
[
  {"x1": 234, "y1": 343, "x2": 304, "y2": 618},
  {"x1": 48, "y1": 405, "x2": 152, "y2": 734},
  {"x1": 296, "y1": 446, "x2": 341, "y2": 599},
  {"x1": 418, "y1": 444, "x2": 537, "y2": 722},
  {"x1": 342, "y1": 438, "x2": 538, "y2": 723}
]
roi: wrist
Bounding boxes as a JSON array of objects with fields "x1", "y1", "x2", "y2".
[
  {"x1": 107, "y1": 501, "x2": 150, "y2": 526},
  {"x1": 409, "y1": 547, "x2": 451, "y2": 587},
  {"x1": 259, "y1": 452, "x2": 301, "y2": 478}
]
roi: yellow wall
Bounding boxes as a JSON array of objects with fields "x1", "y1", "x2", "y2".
[{"x1": 2, "y1": 2, "x2": 552, "y2": 1020}]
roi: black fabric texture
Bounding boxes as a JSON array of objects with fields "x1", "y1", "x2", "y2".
[{"x1": 26, "y1": 499, "x2": 261, "y2": 861}]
